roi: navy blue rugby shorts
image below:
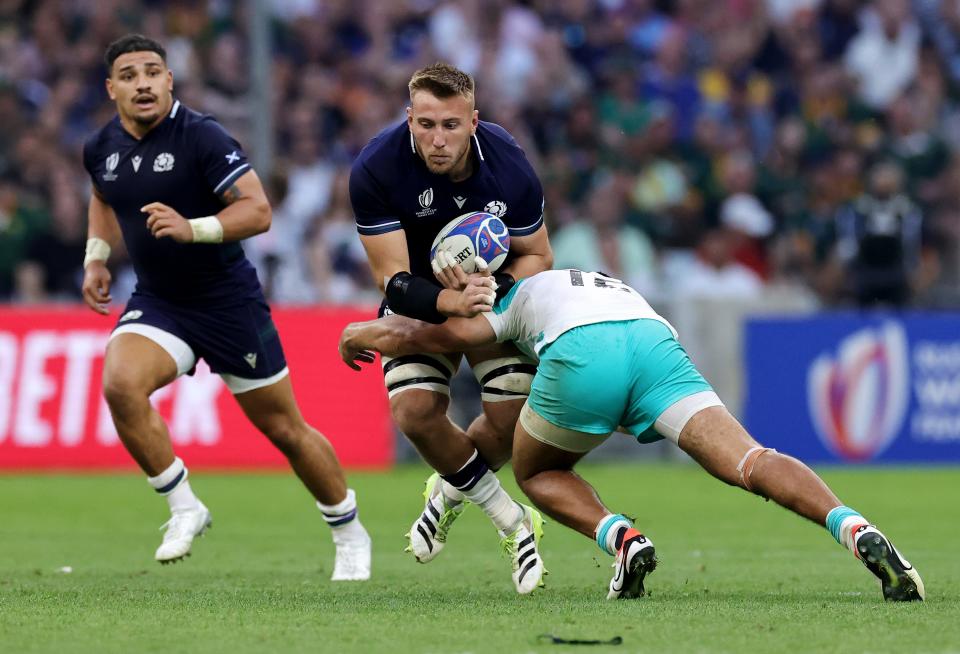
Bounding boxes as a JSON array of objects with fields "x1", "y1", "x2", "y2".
[{"x1": 110, "y1": 291, "x2": 288, "y2": 394}]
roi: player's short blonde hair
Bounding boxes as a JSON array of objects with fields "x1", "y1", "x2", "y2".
[{"x1": 408, "y1": 63, "x2": 474, "y2": 103}]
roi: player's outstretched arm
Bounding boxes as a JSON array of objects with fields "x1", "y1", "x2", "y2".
[
  {"x1": 339, "y1": 312, "x2": 496, "y2": 371},
  {"x1": 142, "y1": 170, "x2": 271, "y2": 243},
  {"x1": 81, "y1": 188, "x2": 122, "y2": 315}
]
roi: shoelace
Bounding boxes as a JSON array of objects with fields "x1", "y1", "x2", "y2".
[
  {"x1": 158, "y1": 512, "x2": 196, "y2": 542},
  {"x1": 499, "y1": 524, "x2": 528, "y2": 569},
  {"x1": 433, "y1": 498, "x2": 462, "y2": 542}
]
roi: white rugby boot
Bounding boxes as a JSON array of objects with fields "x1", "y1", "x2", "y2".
[
  {"x1": 155, "y1": 503, "x2": 212, "y2": 564},
  {"x1": 499, "y1": 504, "x2": 546, "y2": 595},
  {"x1": 331, "y1": 521, "x2": 372, "y2": 581},
  {"x1": 854, "y1": 526, "x2": 924, "y2": 602},
  {"x1": 405, "y1": 472, "x2": 466, "y2": 563},
  {"x1": 607, "y1": 529, "x2": 657, "y2": 599}
]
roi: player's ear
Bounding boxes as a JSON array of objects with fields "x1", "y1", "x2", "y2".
[
  {"x1": 406, "y1": 106, "x2": 414, "y2": 126},
  {"x1": 105, "y1": 77, "x2": 116, "y2": 101},
  {"x1": 166, "y1": 69, "x2": 173, "y2": 91},
  {"x1": 471, "y1": 109, "x2": 478, "y2": 133}
]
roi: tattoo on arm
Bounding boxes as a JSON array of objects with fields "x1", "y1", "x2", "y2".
[{"x1": 220, "y1": 183, "x2": 244, "y2": 205}]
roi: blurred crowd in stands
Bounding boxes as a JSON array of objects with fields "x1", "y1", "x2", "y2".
[{"x1": 3, "y1": 0, "x2": 960, "y2": 309}]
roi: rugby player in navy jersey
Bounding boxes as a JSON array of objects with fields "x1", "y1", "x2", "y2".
[
  {"x1": 80, "y1": 34, "x2": 370, "y2": 579},
  {"x1": 349, "y1": 63, "x2": 553, "y2": 593}
]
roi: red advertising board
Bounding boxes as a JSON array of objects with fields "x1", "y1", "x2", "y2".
[{"x1": 0, "y1": 306, "x2": 392, "y2": 470}]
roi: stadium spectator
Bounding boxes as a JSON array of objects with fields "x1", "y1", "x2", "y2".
[
  {"x1": 833, "y1": 160, "x2": 924, "y2": 307},
  {"x1": 0, "y1": 0, "x2": 958, "y2": 306},
  {"x1": 551, "y1": 175, "x2": 657, "y2": 295},
  {"x1": 843, "y1": 0, "x2": 920, "y2": 111}
]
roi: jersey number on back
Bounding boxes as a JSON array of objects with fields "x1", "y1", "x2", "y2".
[{"x1": 569, "y1": 269, "x2": 635, "y2": 295}]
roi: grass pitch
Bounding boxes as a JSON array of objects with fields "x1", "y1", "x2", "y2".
[{"x1": 1, "y1": 465, "x2": 957, "y2": 653}]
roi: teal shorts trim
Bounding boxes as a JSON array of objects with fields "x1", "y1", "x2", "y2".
[{"x1": 527, "y1": 319, "x2": 714, "y2": 444}]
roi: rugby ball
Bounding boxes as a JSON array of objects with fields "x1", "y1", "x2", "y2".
[{"x1": 429, "y1": 211, "x2": 510, "y2": 273}]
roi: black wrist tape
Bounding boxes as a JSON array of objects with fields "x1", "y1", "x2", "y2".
[{"x1": 385, "y1": 271, "x2": 447, "y2": 324}]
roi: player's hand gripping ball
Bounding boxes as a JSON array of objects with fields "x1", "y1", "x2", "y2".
[{"x1": 430, "y1": 211, "x2": 510, "y2": 274}]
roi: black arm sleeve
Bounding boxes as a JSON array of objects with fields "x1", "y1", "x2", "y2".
[
  {"x1": 385, "y1": 272, "x2": 447, "y2": 324},
  {"x1": 493, "y1": 272, "x2": 516, "y2": 303}
]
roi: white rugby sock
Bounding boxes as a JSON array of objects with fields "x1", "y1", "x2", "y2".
[
  {"x1": 318, "y1": 489, "x2": 367, "y2": 542},
  {"x1": 147, "y1": 456, "x2": 201, "y2": 513},
  {"x1": 441, "y1": 451, "x2": 523, "y2": 533},
  {"x1": 595, "y1": 514, "x2": 632, "y2": 556},
  {"x1": 439, "y1": 479, "x2": 466, "y2": 507},
  {"x1": 825, "y1": 505, "x2": 870, "y2": 554}
]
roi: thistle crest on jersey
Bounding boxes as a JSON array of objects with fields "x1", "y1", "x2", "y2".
[{"x1": 484, "y1": 200, "x2": 507, "y2": 217}]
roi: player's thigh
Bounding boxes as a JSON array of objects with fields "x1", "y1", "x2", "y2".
[
  {"x1": 465, "y1": 340, "x2": 536, "y2": 407},
  {"x1": 524, "y1": 327, "x2": 629, "y2": 436},
  {"x1": 513, "y1": 401, "x2": 602, "y2": 483},
  {"x1": 619, "y1": 320, "x2": 717, "y2": 444},
  {"x1": 103, "y1": 333, "x2": 180, "y2": 397},
  {"x1": 103, "y1": 297, "x2": 196, "y2": 398},
  {"x1": 512, "y1": 422, "x2": 589, "y2": 484},
  {"x1": 382, "y1": 346, "x2": 460, "y2": 432},
  {"x1": 676, "y1": 405, "x2": 762, "y2": 484}
]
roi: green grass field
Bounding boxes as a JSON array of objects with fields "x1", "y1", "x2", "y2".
[{"x1": 1, "y1": 465, "x2": 957, "y2": 653}]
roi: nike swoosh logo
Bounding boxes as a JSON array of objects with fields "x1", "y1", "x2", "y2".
[{"x1": 612, "y1": 561, "x2": 625, "y2": 587}]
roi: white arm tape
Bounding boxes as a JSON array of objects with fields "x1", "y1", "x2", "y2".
[
  {"x1": 189, "y1": 216, "x2": 224, "y2": 243},
  {"x1": 83, "y1": 237, "x2": 111, "y2": 269}
]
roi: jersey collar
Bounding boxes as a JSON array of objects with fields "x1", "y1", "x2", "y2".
[
  {"x1": 115, "y1": 98, "x2": 181, "y2": 142},
  {"x1": 407, "y1": 128, "x2": 486, "y2": 178}
]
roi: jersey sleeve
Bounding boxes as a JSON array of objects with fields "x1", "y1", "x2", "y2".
[
  {"x1": 193, "y1": 117, "x2": 252, "y2": 197},
  {"x1": 349, "y1": 159, "x2": 402, "y2": 236},
  {"x1": 81, "y1": 137, "x2": 104, "y2": 195},
  {"x1": 481, "y1": 279, "x2": 526, "y2": 342},
  {"x1": 503, "y1": 161, "x2": 545, "y2": 237}
]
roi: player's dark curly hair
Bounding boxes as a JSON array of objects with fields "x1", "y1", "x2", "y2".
[
  {"x1": 104, "y1": 34, "x2": 166, "y2": 72},
  {"x1": 408, "y1": 62, "x2": 474, "y2": 101}
]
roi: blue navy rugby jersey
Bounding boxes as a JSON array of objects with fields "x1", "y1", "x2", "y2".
[
  {"x1": 82, "y1": 100, "x2": 260, "y2": 306},
  {"x1": 350, "y1": 120, "x2": 544, "y2": 280}
]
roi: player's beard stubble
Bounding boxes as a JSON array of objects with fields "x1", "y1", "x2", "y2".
[{"x1": 421, "y1": 138, "x2": 471, "y2": 178}]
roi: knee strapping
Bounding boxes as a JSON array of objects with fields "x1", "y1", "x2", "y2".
[
  {"x1": 735, "y1": 446, "x2": 776, "y2": 492},
  {"x1": 382, "y1": 353, "x2": 456, "y2": 398},
  {"x1": 472, "y1": 356, "x2": 535, "y2": 403}
]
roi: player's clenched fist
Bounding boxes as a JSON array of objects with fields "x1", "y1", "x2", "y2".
[
  {"x1": 142, "y1": 202, "x2": 193, "y2": 242},
  {"x1": 81, "y1": 261, "x2": 112, "y2": 315}
]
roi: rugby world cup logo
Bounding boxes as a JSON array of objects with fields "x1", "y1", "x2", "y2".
[
  {"x1": 807, "y1": 322, "x2": 909, "y2": 461},
  {"x1": 472, "y1": 213, "x2": 510, "y2": 261},
  {"x1": 419, "y1": 188, "x2": 433, "y2": 209},
  {"x1": 103, "y1": 152, "x2": 119, "y2": 181}
]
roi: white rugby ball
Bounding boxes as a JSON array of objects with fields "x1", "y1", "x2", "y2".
[{"x1": 429, "y1": 211, "x2": 511, "y2": 273}]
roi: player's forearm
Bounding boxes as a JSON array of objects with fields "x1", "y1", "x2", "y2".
[
  {"x1": 211, "y1": 197, "x2": 272, "y2": 241},
  {"x1": 503, "y1": 251, "x2": 553, "y2": 280},
  {"x1": 346, "y1": 318, "x2": 434, "y2": 357},
  {"x1": 88, "y1": 195, "x2": 123, "y2": 248}
]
